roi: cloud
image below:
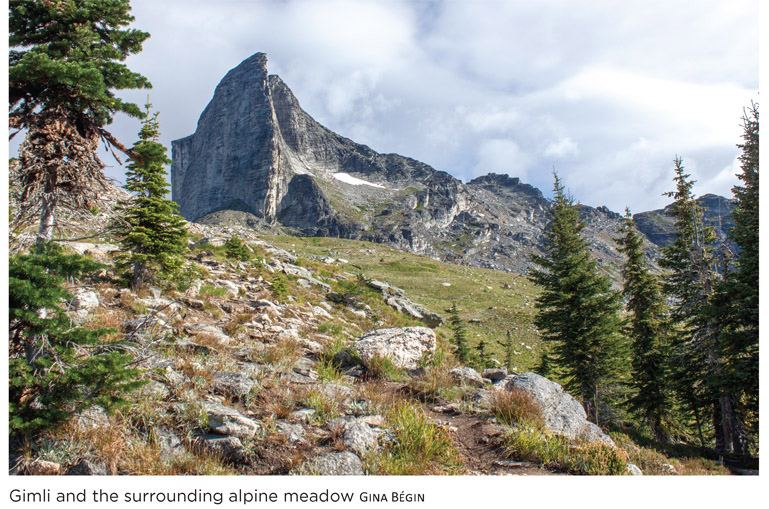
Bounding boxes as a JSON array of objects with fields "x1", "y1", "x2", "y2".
[{"x1": 16, "y1": 0, "x2": 755, "y2": 215}]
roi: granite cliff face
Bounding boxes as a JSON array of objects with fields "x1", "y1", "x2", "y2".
[{"x1": 172, "y1": 53, "x2": 720, "y2": 276}]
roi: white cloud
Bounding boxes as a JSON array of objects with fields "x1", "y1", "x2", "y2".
[
  {"x1": 35, "y1": 0, "x2": 756, "y2": 214},
  {"x1": 543, "y1": 137, "x2": 579, "y2": 159}
]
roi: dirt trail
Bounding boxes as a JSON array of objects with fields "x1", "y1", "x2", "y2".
[{"x1": 426, "y1": 407, "x2": 558, "y2": 476}]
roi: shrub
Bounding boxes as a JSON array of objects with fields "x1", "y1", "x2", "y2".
[{"x1": 365, "y1": 355, "x2": 406, "y2": 382}]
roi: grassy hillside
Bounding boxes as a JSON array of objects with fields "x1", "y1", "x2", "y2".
[{"x1": 264, "y1": 234, "x2": 542, "y2": 372}]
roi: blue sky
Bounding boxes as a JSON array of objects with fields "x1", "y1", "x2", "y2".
[{"x1": 57, "y1": 0, "x2": 761, "y2": 213}]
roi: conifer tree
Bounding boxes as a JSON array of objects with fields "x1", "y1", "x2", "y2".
[
  {"x1": 9, "y1": 0, "x2": 151, "y2": 246},
  {"x1": 659, "y1": 157, "x2": 738, "y2": 452},
  {"x1": 616, "y1": 209, "x2": 672, "y2": 443},
  {"x1": 446, "y1": 303, "x2": 471, "y2": 364},
  {"x1": 9, "y1": 243, "x2": 143, "y2": 435},
  {"x1": 711, "y1": 103, "x2": 759, "y2": 449},
  {"x1": 225, "y1": 234, "x2": 252, "y2": 261},
  {"x1": 497, "y1": 330, "x2": 516, "y2": 372},
  {"x1": 114, "y1": 107, "x2": 188, "y2": 290},
  {"x1": 530, "y1": 174, "x2": 625, "y2": 422}
]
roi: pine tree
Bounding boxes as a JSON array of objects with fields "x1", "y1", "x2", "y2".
[
  {"x1": 659, "y1": 157, "x2": 738, "y2": 452},
  {"x1": 9, "y1": 0, "x2": 151, "y2": 246},
  {"x1": 445, "y1": 303, "x2": 471, "y2": 365},
  {"x1": 9, "y1": 243, "x2": 143, "y2": 435},
  {"x1": 711, "y1": 103, "x2": 759, "y2": 450},
  {"x1": 529, "y1": 174, "x2": 625, "y2": 422},
  {"x1": 497, "y1": 330, "x2": 516, "y2": 372},
  {"x1": 616, "y1": 209, "x2": 672, "y2": 443},
  {"x1": 224, "y1": 235, "x2": 252, "y2": 261},
  {"x1": 113, "y1": 107, "x2": 188, "y2": 290}
]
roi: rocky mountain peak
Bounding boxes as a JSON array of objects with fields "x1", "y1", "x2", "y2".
[{"x1": 171, "y1": 52, "x2": 728, "y2": 277}]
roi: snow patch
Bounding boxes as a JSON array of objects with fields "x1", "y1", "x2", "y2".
[{"x1": 333, "y1": 173, "x2": 387, "y2": 189}]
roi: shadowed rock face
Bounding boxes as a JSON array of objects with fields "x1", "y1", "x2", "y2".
[{"x1": 172, "y1": 52, "x2": 727, "y2": 276}]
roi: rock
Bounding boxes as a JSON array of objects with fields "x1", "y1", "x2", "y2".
[
  {"x1": 135, "y1": 380, "x2": 170, "y2": 400},
  {"x1": 295, "y1": 451, "x2": 364, "y2": 475},
  {"x1": 315, "y1": 383, "x2": 355, "y2": 403},
  {"x1": 504, "y1": 372, "x2": 615, "y2": 446},
  {"x1": 290, "y1": 408, "x2": 316, "y2": 422},
  {"x1": 202, "y1": 401, "x2": 261, "y2": 439},
  {"x1": 154, "y1": 426, "x2": 185, "y2": 461},
  {"x1": 27, "y1": 460, "x2": 62, "y2": 475},
  {"x1": 383, "y1": 295, "x2": 443, "y2": 327},
  {"x1": 65, "y1": 459, "x2": 107, "y2": 475},
  {"x1": 449, "y1": 366, "x2": 485, "y2": 388},
  {"x1": 73, "y1": 405, "x2": 109, "y2": 431},
  {"x1": 212, "y1": 372, "x2": 255, "y2": 398},
  {"x1": 196, "y1": 435, "x2": 248, "y2": 462},
  {"x1": 354, "y1": 327, "x2": 436, "y2": 369},
  {"x1": 70, "y1": 288, "x2": 99, "y2": 316},
  {"x1": 184, "y1": 324, "x2": 231, "y2": 344},
  {"x1": 277, "y1": 421, "x2": 306, "y2": 443},
  {"x1": 368, "y1": 279, "x2": 405, "y2": 296},
  {"x1": 627, "y1": 463, "x2": 643, "y2": 476},
  {"x1": 342, "y1": 420, "x2": 379, "y2": 457},
  {"x1": 481, "y1": 367, "x2": 508, "y2": 382}
]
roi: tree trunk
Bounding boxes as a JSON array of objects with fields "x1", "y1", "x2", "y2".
[
  {"x1": 713, "y1": 402, "x2": 725, "y2": 452},
  {"x1": 693, "y1": 406, "x2": 705, "y2": 448},
  {"x1": 36, "y1": 195, "x2": 57, "y2": 248}
]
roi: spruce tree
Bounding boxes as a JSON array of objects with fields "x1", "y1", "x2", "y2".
[
  {"x1": 225, "y1": 234, "x2": 252, "y2": 261},
  {"x1": 529, "y1": 174, "x2": 625, "y2": 422},
  {"x1": 9, "y1": 0, "x2": 151, "y2": 245},
  {"x1": 659, "y1": 157, "x2": 738, "y2": 452},
  {"x1": 711, "y1": 103, "x2": 759, "y2": 449},
  {"x1": 114, "y1": 107, "x2": 188, "y2": 290},
  {"x1": 9, "y1": 243, "x2": 143, "y2": 435},
  {"x1": 616, "y1": 209, "x2": 672, "y2": 443},
  {"x1": 446, "y1": 303, "x2": 471, "y2": 365}
]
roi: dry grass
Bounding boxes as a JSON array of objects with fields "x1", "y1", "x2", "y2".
[
  {"x1": 262, "y1": 337, "x2": 303, "y2": 369},
  {"x1": 490, "y1": 389, "x2": 545, "y2": 429}
]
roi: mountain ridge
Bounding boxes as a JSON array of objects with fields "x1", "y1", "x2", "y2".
[{"x1": 171, "y1": 52, "x2": 731, "y2": 277}]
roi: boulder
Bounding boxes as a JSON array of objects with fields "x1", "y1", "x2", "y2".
[
  {"x1": 627, "y1": 463, "x2": 643, "y2": 476},
  {"x1": 70, "y1": 288, "x2": 100, "y2": 315},
  {"x1": 202, "y1": 401, "x2": 261, "y2": 439},
  {"x1": 354, "y1": 327, "x2": 436, "y2": 369},
  {"x1": 449, "y1": 366, "x2": 485, "y2": 388},
  {"x1": 196, "y1": 435, "x2": 248, "y2": 462},
  {"x1": 341, "y1": 420, "x2": 380, "y2": 457},
  {"x1": 212, "y1": 372, "x2": 255, "y2": 398},
  {"x1": 383, "y1": 295, "x2": 443, "y2": 327},
  {"x1": 296, "y1": 451, "x2": 364, "y2": 475},
  {"x1": 65, "y1": 459, "x2": 107, "y2": 476},
  {"x1": 503, "y1": 372, "x2": 614, "y2": 446},
  {"x1": 482, "y1": 367, "x2": 508, "y2": 382}
]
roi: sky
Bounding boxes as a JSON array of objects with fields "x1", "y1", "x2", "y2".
[{"x1": 37, "y1": 0, "x2": 763, "y2": 213}]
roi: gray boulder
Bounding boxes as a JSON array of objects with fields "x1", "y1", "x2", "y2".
[
  {"x1": 341, "y1": 420, "x2": 380, "y2": 457},
  {"x1": 482, "y1": 367, "x2": 508, "y2": 382},
  {"x1": 504, "y1": 372, "x2": 615, "y2": 446},
  {"x1": 196, "y1": 435, "x2": 248, "y2": 462},
  {"x1": 212, "y1": 372, "x2": 255, "y2": 398},
  {"x1": 202, "y1": 401, "x2": 261, "y2": 439},
  {"x1": 354, "y1": 327, "x2": 436, "y2": 369},
  {"x1": 296, "y1": 451, "x2": 364, "y2": 475},
  {"x1": 449, "y1": 366, "x2": 485, "y2": 388}
]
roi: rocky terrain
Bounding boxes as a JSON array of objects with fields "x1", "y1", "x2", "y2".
[
  {"x1": 172, "y1": 53, "x2": 686, "y2": 279},
  {"x1": 11, "y1": 204, "x2": 737, "y2": 476}
]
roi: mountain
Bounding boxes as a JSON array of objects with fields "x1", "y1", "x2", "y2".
[
  {"x1": 172, "y1": 53, "x2": 724, "y2": 277},
  {"x1": 633, "y1": 194, "x2": 736, "y2": 251}
]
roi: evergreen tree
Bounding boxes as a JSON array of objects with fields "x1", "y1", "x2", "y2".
[
  {"x1": 712, "y1": 103, "x2": 759, "y2": 449},
  {"x1": 114, "y1": 107, "x2": 188, "y2": 290},
  {"x1": 9, "y1": 243, "x2": 143, "y2": 435},
  {"x1": 616, "y1": 209, "x2": 672, "y2": 443},
  {"x1": 497, "y1": 330, "x2": 516, "y2": 373},
  {"x1": 224, "y1": 234, "x2": 252, "y2": 261},
  {"x1": 529, "y1": 174, "x2": 625, "y2": 422},
  {"x1": 446, "y1": 303, "x2": 471, "y2": 365},
  {"x1": 659, "y1": 157, "x2": 738, "y2": 452},
  {"x1": 9, "y1": 0, "x2": 151, "y2": 246}
]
